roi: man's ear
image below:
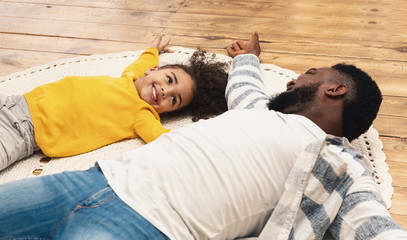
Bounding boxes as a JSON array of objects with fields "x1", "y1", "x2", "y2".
[
  {"x1": 144, "y1": 66, "x2": 159, "y2": 75},
  {"x1": 325, "y1": 84, "x2": 347, "y2": 97}
]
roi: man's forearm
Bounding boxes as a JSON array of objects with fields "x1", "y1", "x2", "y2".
[{"x1": 225, "y1": 54, "x2": 269, "y2": 110}]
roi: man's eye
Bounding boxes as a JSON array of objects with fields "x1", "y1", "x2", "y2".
[
  {"x1": 171, "y1": 96, "x2": 177, "y2": 105},
  {"x1": 305, "y1": 68, "x2": 317, "y2": 74},
  {"x1": 167, "y1": 76, "x2": 173, "y2": 84}
]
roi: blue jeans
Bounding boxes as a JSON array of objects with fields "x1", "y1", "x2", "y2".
[{"x1": 0, "y1": 166, "x2": 169, "y2": 240}]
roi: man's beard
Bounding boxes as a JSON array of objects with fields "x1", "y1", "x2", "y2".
[{"x1": 267, "y1": 83, "x2": 321, "y2": 114}]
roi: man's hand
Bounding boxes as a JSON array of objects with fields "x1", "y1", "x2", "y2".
[
  {"x1": 226, "y1": 32, "x2": 261, "y2": 58},
  {"x1": 151, "y1": 34, "x2": 174, "y2": 53}
]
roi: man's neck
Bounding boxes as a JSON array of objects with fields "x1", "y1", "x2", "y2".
[{"x1": 300, "y1": 106, "x2": 343, "y2": 137}]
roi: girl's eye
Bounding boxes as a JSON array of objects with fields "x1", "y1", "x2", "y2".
[
  {"x1": 171, "y1": 96, "x2": 177, "y2": 105},
  {"x1": 167, "y1": 76, "x2": 173, "y2": 84}
]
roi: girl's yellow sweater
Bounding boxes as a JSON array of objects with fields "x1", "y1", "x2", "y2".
[{"x1": 24, "y1": 47, "x2": 170, "y2": 157}]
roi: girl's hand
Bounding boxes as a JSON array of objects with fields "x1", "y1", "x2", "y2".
[{"x1": 151, "y1": 34, "x2": 174, "y2": 53}]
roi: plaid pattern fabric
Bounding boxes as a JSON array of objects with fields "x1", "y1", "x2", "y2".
[
  {"x1": 256, "y1": 136, "x2": 406, "y2": 239},
  {"x1": 227, "y1": 54, "x2": 407, "y2": 239}
]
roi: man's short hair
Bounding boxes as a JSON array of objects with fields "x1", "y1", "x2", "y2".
[{"x1": 331, "y1": 64, "x2": 382, "y2": 141}]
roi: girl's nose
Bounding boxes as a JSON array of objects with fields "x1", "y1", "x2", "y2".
[{"x1": 161, "y1": 87, "x2": 166, "y2": 97}]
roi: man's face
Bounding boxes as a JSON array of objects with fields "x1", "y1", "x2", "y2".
[
  {"x1": 135, "y1": 67, "x2": 196, "y2": 114},
  {"x1": 269, "y1": 67, "x2": 334, "y2": 114}
]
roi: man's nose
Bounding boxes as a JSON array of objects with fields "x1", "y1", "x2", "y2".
[{"x1": 286, "y1": 79, "x2": 296, "y2": 89}]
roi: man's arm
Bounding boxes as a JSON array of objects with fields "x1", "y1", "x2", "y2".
[
  {"x1": 329, "y1": 179, "x2": 407, "y2": 239},
  {"x1": 225, "y1": 32, "x2": 269, "y2": 110}
]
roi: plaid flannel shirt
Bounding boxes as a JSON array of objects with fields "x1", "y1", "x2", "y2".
[{"x1": 227, "y1": 54, "x2": 407, "y2": 239}]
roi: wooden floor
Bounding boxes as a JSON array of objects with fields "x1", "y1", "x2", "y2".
[{"x1": 1, "y1": 0, "x2": 406, "y2": 231}]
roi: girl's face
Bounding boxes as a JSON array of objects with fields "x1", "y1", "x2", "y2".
[{"x1": 135, "y1": 67, "x2": 195, "y2": 114}]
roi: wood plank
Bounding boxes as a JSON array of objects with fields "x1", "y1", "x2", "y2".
[
  {"x1": 389, "y1": 186, "x2": 407, "y2": 215},
  {"x1": 391, "y1": 213, "x2": 407, "y2": 231},
  {"x1": 0, "y1": 17, "x2": 164, "y2": 42},
  {"x1": 381, "y1": 137, "x2": 407, "y2": 164},
  {"x1": 387, "y1": 161, "x2": 407, "y2": 188},
  {"x1": 0, "y1": 49, "x2": 78, "y2": 78},
  {"x1": 374, "y1": 115, "x2": 407, "y2": 139},
  {"x1": 380, "y1": 96, "x2": 407, "y2": 118},
  {"x1": 0, "y1": 2, "x2": 174, "y2": 24},
  {"x1": 0, "y1": 33, "x2": 150, "y2": 55},
  {"x1": 259, "y1": 40, "x2": 406, "y2": 62},
  {"x1": 178, "y1": 0, "x2": 407, "y2": 20},
  {"x1": 0, "y1": 0, "x2": 183, "y2": 12}
]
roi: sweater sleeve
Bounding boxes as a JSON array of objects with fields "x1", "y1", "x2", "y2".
[
  {"x1": 133, "y1": 109, "x2": 171, "y2": 143},
  {"x1": 121, "y1": 47, "x2": 160, "y2": 80},
  {"x1": 225, "y1": 54, "x2": 269, "y2": 110}
]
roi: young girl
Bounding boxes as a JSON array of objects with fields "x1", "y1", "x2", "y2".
[{"x1": 0, "y1": 35, "x2": 229, "y2": 171}]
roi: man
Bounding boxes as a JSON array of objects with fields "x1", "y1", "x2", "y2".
[
  {"x1": 226, "y1": 32, "x2": 406, "y2": 239},
  {"x1": 0, "y1": 33, "x2": 405, "y2": 240}
]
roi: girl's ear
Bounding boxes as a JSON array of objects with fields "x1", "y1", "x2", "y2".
[
  {"x1": 325, "y1": 84, "x2": 347, "y2": 97},
  {"x1": 144, "y1": 66, "x2": 159, "y2": 75}
]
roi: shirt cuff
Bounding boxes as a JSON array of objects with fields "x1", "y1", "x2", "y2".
[{"x1": 232, "y1": 54, "x2": 260, "y2": 70}]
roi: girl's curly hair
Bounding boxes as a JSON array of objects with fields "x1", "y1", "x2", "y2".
[{"x1": 160, "y1": 50, "x2": 229, "y2": 122}]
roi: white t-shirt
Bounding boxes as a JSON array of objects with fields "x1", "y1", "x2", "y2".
[{"x1": 98, "y1": 109, "x2": 326, "y2": 239}]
